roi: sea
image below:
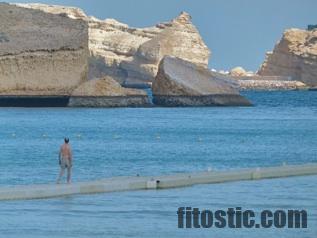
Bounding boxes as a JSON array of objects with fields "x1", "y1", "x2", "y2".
[{"x1": 0, "y1": 91, "x2": 316, "y2": 237}]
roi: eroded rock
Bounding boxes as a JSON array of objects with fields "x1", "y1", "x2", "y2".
[
  {"x1": 121, "y1": 12, "x2": 210, "y2": 85},
  {"x1": 68, "y1": 77, "x2": 150, "y2": 107},
  {"x1": 258, "y1": 28, "x2": 317, "y2": 87},
  {"x1": 15, "y1": 4, "x2": 210, "y2": 87},
  {"x1": 0, "y1": 3, "x2": 88, "y2": 95},
  {"x1": 229, "y1": 67, "x2": 247, "y2": 77},
  {"x1": 237, "y1": 78, "x2": 308, "y2": 90},
  {"x1": 152, "y1": 56, "x2": 251, "y2": 106}
]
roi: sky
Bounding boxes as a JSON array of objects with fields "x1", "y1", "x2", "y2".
[{"x1": 9, "y1": 0, "x2": 317, "y2": 71}]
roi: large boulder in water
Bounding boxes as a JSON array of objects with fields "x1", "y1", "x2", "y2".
[{"x1": 152, "y1": 56, "x2": 251, "y2": 106}]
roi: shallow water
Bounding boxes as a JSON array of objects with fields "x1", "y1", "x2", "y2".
[
  {"x1": 1, "y1": 176, "x2": 316, "y2": 238},
  {"x1": 0, "y1": 91, "x2": 316, "y2": 237},
  {"x1": 0, "y1": 91, "x2": 316, "y2": 185}
]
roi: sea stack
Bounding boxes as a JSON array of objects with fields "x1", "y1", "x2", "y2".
[
  {"x1": 152, "y1": 56, "x2": 251, "y2": 106},
  {"x1": 258, "y1": 28, "x2": 317, "y2": 87}
]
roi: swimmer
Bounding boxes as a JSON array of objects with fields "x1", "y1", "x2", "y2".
[{"x1": 56, "y1": 138, "x2": 73, "y2": 184}]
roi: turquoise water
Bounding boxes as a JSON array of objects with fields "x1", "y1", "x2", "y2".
[{"x1": 0, "y1": 91, "x2": 316, "y2": 237}]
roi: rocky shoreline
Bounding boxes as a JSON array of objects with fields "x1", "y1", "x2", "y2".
[
  {"x1": 0, "y1": 3, "x2": 316, "y2": 107},
  {"x1": 229, "y1": 75, "x2": 308, "y2": 91},
  {"x1": 153, "y1": 95, "x2": 251, "y2": 107},
  {"x1": 237, "y1": 79, "x2": 308, "y2": 91},
  {"x1": 68, "y1": 95, "x2": 150, "y2": 107}
]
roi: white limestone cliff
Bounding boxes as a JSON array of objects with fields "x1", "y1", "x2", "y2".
[
  {"x1": 258, "y1": 28, "x2": 317, "y2": 87},
  {"x1": 15, "y1": 4, "x2": 210, "y2": 87},
  {"x1": 0, "y1": 3, "x2": 88, "y2": 95}
]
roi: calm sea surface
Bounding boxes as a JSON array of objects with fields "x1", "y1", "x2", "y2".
[{"x1": 0, "y1": 91, "x2": 316, "y2": 237}]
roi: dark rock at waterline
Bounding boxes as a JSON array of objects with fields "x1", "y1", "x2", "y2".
[
  {"x1": 152, "y1": 56, "x2": 252, "y2": 106},
  {"x1": 0, "y1": 95, "x2": 69, "y2": 107},
  {"x1": 153, "y1": 95, "x2": 251, "y2": 107},
  {"x1": 68, "y1": 96, "x2": 150, "y2": 107}
]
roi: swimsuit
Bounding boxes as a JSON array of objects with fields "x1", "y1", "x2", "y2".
[{"x1": 60, "y1": 156, "x2": 71, "y2": 169}]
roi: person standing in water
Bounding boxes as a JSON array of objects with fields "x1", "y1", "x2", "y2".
[{"x1": 57, "y1": 138, "x2": 73, "y2": 184}]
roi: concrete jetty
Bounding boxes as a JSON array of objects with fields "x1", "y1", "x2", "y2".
[{"x1": 1, "y1": 163, "x2": 317, "y2": 201}]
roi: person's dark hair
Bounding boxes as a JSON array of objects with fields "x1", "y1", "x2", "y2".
[{"x1": 64, "y1": 138, "x2": 69, "y2": 143}]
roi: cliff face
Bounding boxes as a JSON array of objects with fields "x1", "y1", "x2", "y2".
[
  {"x1": 120, "y1": 12, "x2": 210, "y2": 86},
  {"x1": 258, "y1": 28, "x2": 317, "y2": 87},
  {"x1": 0, "y1": 3, "x2": 88, "y2": 95},
  {"x1": 16, "y1": 4, "x2": 210, "y2": 86},
  {"x1": 87, "y1": 17, "x2": 161, "y2": 84}
]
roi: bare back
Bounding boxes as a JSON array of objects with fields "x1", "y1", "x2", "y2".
[{"x1": 60, "y1": 143, "x2": 72, "y2": 159}]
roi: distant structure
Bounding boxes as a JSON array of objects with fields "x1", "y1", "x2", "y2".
[{"x1": 307, "y1": 25, "x2": 317, "y2": 31}]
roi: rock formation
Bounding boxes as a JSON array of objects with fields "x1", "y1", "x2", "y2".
[
  {"x1": 88, "y1": 18, "x2": 162, "y2": 85},
  {"x1": 16, "y1": 3, "x2": 87, "y2": 19},
  {"x1": 68, "y1": 77, "x2": 149, "y2": 107},
  {"x1": 16, "y1": 4, "x2": 210, "y2": 87},
  {"x1": 152, "y1": 56, "x2": 251, "y2": 106},
  {"x1": 229, "y1": 67, "x2": 248, "y2": 77},
  {"x1": 225, "y1": 70, "x2": 307, "y2": 90},
  {"x1": 0, "y1": 3, "x2": 88, "y2": 95},
  {"x1": 258, "y1": 28, "x2": 317, "y2": 87},
  {"x1": 213, "y1": 68, "x2": 307, "y2": 90},
  {"x1": 237, "y1": 78, "x2": 307, "y2": 90},
  {"x1": 120, "y1": 12, "x2": 210, "y2": 86}
]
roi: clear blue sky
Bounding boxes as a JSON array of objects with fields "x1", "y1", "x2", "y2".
[{"x1": 9, "y1": 0, "x2": 317, "y2": 71}]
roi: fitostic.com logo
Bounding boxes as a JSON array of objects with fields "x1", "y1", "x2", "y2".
[{"x1": 177, "y1": 207, "x2": 307, "y2": 229}]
